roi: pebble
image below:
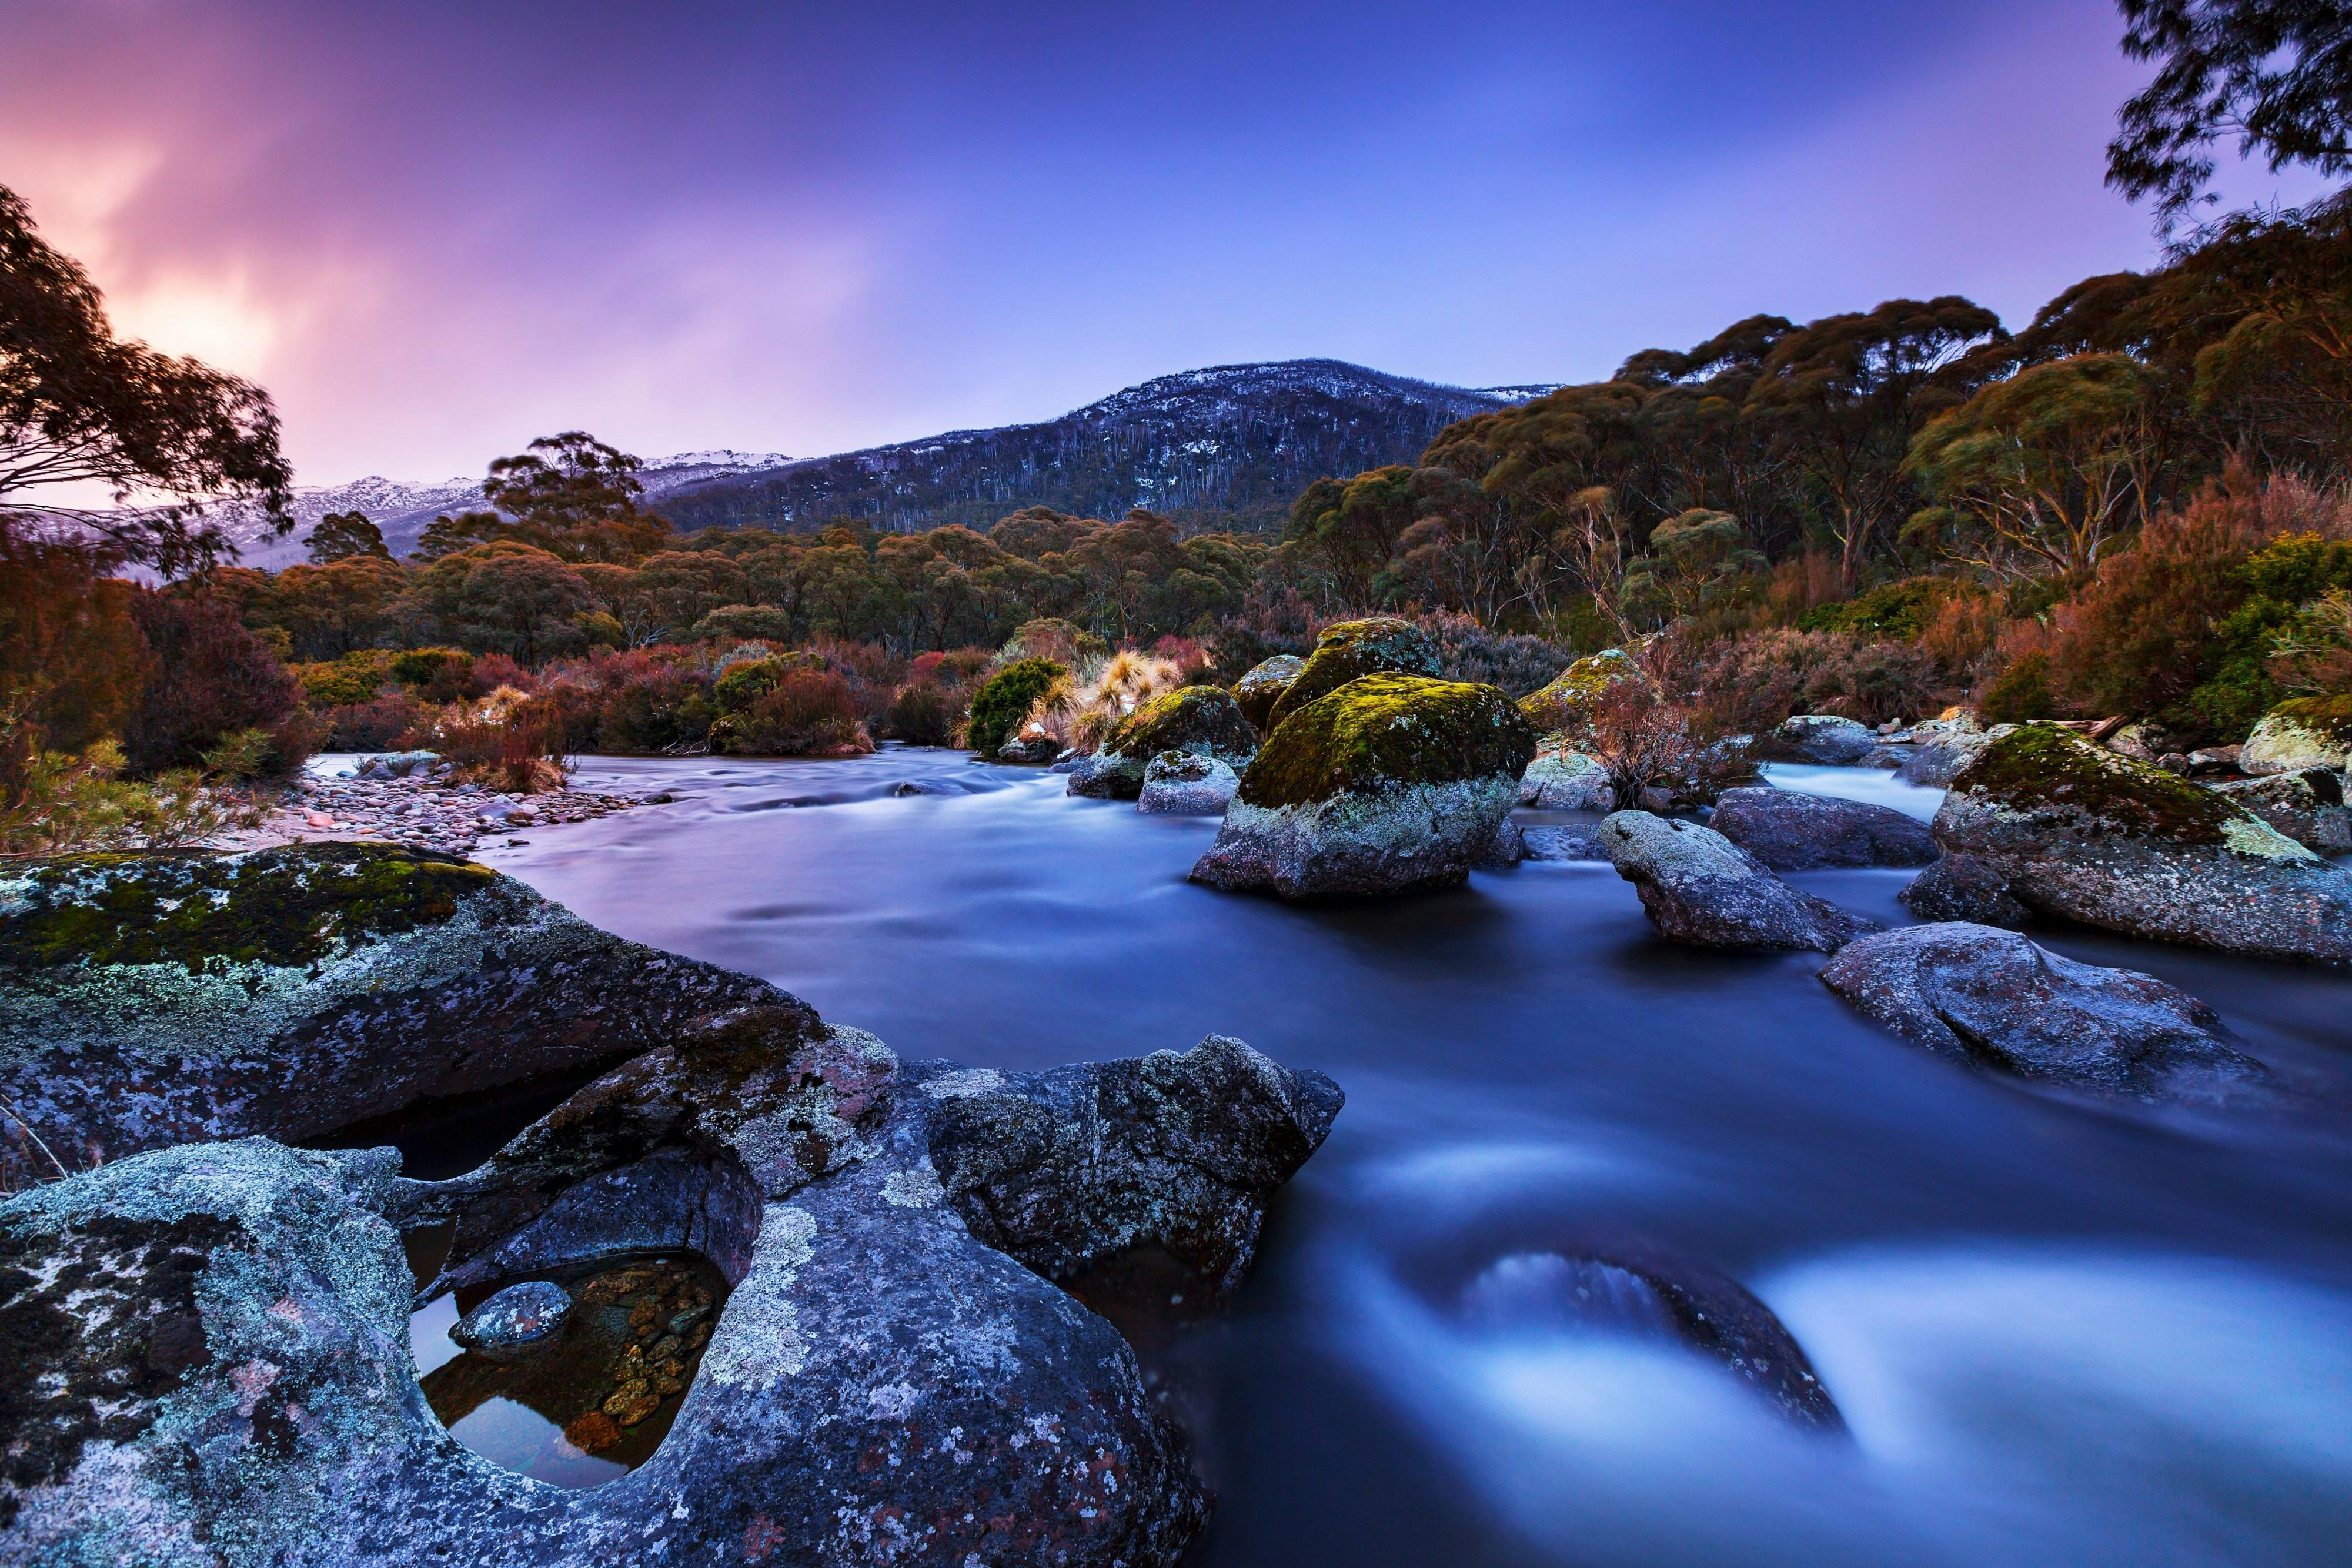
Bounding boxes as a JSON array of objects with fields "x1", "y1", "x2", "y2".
[{"x1": 239, "y1": 767, "x2": 659, "y2": 858}]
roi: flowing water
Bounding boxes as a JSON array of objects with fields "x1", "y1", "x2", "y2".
[{"x1": 393, "y1": 747, "x2": 2350, "y2": 1564}]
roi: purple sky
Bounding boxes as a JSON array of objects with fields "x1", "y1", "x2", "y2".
[{"x1": 0, "y1": 1, "x2": 2324, "y2": 486}]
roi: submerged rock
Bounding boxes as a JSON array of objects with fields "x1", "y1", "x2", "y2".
[
  {"x1": 1927, "y1": 724, "x2": 2352, "y2": 964},
  {"x1": 1755, "y1": 714, "x2": 1877, "y2": 765},
  {"x1": 1518, "y1": 740, "x2": 1615, "y2": 810},
  {"x1": 1265, "y1": 617, "x2": 1444, "y2": 729},
  {"x1": 1191, "y1": 673, "x2": 1537, "y2": 899},
  {"x1": 0, "y1": 845, "x2": 789, "y2": 1189},
  {"x1": 1232, "y1": 654, "x2": 1305, "y2": 733},
  {"x1": 1707, "y1": 787, "x2": 1939, "y2": 871},
  {"x1": 2210, "y1": 767, "x2": 2352, "y2": 853},
  {"x1": 1820, "y1": 922, "x2": 2276, "y2": 1104},
  {"x1": 2238, "y1": 696, "x2": 2352, "y2": 775},
  {"x1": 1899, "y1": 852, "x2": 2032, "y2": 927},
  {"x1": 1137, "y1": 750, "x2": 1240, "y2": 815},
  {"x1": 450, "y1": 1279, "x2": 573, "y2": 1361},
  {"x1": 1596, "y1": 810, "x2": 1879, "y2": 952},
  {"x1": 1068, "y1": 685, "x2": 1258, "y2": 800},
  {"x1": 3, "y1": 1015, "x2": 1341, "y2": 1566}
]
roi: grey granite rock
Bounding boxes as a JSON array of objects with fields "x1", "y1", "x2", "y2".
[
  {"x1": 1755, "y1": 714, "x2": 1877, "y2": 765},
  {"x1": 450, "y1": 1279, "x2": 572, "y2": 1360},
  {"x1": 1708, "y1": 787, "x2": 1938, "y2": 871},
  {"x1": 1137, "y1": 750, "x2": 1240, "y2": 815},
  {"x1": 1596, "y1": 810, "x2": 1880, "y2": 952},
  {"x1": 2210, "y1": 767, "x2": 2352, "y2": 853}
]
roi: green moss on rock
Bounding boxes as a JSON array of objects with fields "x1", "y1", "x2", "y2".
[
  {"x1": 0, "y1": 845, "x2": 497, "y2": 975},
  {"x1": 1267, "y1": 618, "x2": 1442, "y2": 727},
  {"x1": 1240, "y1": 673, "x2": 1536, "y2": 811},
  {"x1": 1518, "y1": 647, "x2": 1636, "y2": 731},
  {"x1": 2273, "y1": 694, "x2": 2352, "y2": 744},
  {"x1": 1231, "y1": 656, "x2": 1304, "y2": 732},
  {"x1": 1104, "y1": 686, "x2": 1258, "y2": 761},
  {"x1": 1953, "y1": 724, "x2": 2240, "y2": 845}
]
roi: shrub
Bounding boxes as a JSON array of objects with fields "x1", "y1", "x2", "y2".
[
  {"x1": 1978, "y1": 650, "x2": 2062, "y2": 723},
  {"x1": 691, "y1": 603, "x2": 799, "y2": 643},
  {"x1": 390, "y1": 646, "x2": 474, "y2": 696},
  {"x1": 717, "y1": 668, "x2": 873, "y2": 757},
  {"x1": 295, "y1": 650, "x2": 395, "y2": 708},
  {"x1": 321, "y1": 691, "x2": 426, "y2": 751},
  {"x1": 0, "y1": 541, "x2": 148, "y2": 761},
  {"x1": 1416, "y1": 610, "x2": 1574, "y2": 698},
  {"x1": 1687, "y1": 628, "x2": 1945, "y2": 733},
  {"x1": 427, "y1": 686, "x2": 570, "y2": 792},
  {"x1": 999, "y1": 618, "x2": 1105, "y2": 670},
  {"x1": 967, "y1": 658, "x2": 1066, "y2": 756},
  {"x1": 1796, "y1": 577, "x2": 1953, "y2": 641},
  {"x1": 121, "y1": 590, "x2": 316, "y2": 777}
]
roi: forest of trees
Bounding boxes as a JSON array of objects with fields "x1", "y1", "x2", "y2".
[{"x1": 6, "y1": 0, "x2": 2351, "y2": 841}]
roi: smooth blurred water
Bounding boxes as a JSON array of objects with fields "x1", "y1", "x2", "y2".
[
  {"x1": 1759, "y1": 761, "x2": 1946, "y2": 821},
  {"x1": 439, "y1": 745, "x2": 2352, "y2": 1567}
]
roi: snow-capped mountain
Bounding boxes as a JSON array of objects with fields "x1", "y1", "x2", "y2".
[
  {"x1": 224, "y1": 450, "x2": 793, "y2": 566},
  {"x1": 659, "y1": 360, "x2": 1555, "y2": 536}
]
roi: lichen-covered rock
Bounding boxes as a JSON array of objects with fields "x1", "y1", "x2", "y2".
[
  {"x1": 1899, "y1": 852, "x2": 2032, "y2": 927},
  {"x1": 1265, "y1": 617, "x2": 1443, "y2": 728},
  {"x1": 1137, "y1": 750, "x2": 1239, "y2": 815},
  {"x1": 1596, "y1": 810, "x2": 1880, "y2": 952},
  {"x1": 2210, "y1": 767, "x2": 2352, "y2": 853},
  {"x1": 0, "y1": 845, "x2": 791, "y2": 1189},
  {"x1": 1191, "y1": 673, "x2": 1537, "y2": 898},
  {"x1": 1518, "y1": 741, "x2": 1615, "y2": 810},
  {"x1": 2239, "y1": 695, "x2": 2352, "y2": 775},
  {"x1": 1067, "y1": 686, "x2": 1258, "y2": 800},
  {"x1": 1756, "y1": 714, "x2": 1877, "y2": 765},
  {"x1": 1518, "y1": 646, "x2": 1638, "y2": 731},
  {"x1": 1232, "y1": 654, "x2": 1305, "y2": 732},
  {"x1": 1820, "y1": 922, "x2": 2276, "y2": 1104},
  {"x1": 1708, "y1": 787, "x2": 1938, "y2": 871},
  {"x1": 450, "y1": 1279, "x2": 572, "y2": 1360},
  {"x1": 1928, "y1": 724, "x2": 2352, "y2": 964},
  {"x1": 4, "y1": 1020, "x2": 1342, "y2": 1566}
]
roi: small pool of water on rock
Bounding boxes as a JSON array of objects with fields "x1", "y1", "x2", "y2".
[
  {"x1": 352, "y1": 747, "x2": 2352, "y2": 1564},
  {"x1": 409, "y1": 1253, "x2": 727, "y2": 1487}
]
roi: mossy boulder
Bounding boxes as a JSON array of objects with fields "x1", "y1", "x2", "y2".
[
  {"x1": 1232, "y1": 654, "x2": 1305, "y2": 732},
  {"x1": 0, "y1": 844, "x2": 794, "y2": 1188},
  {"x1": 1265, "y1": 617, "x2": 1442, "y2": 728},
  {"x1": 2239, "y1": 695, "x2": 2352, "y2": 775},
  {"x1": 1925, "y1": 724, "x2": 2352, "y2": 964},
  {"x1": 1518, "y1": 647, "x2": 1638, "y2": 732},
  {"x1": 1191, "y1": 673, "x2": 1536, "y2": 898},
  {"x1": 2210, "y1": 767, "x2": 2352, "y2": 853},
  {"x1": 1067, "y1": 685, "x2": 1257, "y2": 800}
]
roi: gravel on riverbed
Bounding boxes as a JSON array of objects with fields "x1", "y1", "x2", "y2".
[{"x1": 225, "y1": 769, "x2": 666, "y2": 857}]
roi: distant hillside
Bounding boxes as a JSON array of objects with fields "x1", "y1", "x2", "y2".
[{"x1": 656, "y1": 360, "x2": 1556, "y2": 537}]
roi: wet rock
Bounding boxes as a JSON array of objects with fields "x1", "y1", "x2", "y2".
[
  {"x1": 1521, "y1": 826, "x2": 1604, "y2": 861},
  {"x1": 8, "y1": 1014, "x2": 1340, "y2": 1566},
  {"x1": 1137, "y1": 750, "x2": 1240, "y2": 816},
  {"x1": 1896, "y1": 725, "x2": 2007, "y2": 787},
  {"x1": 2239, "y1": 696, "x2": 2352, "y2": 774},
  {"x1": 1819, "y1": 922, "x2": 2276, "y2": 1104},
  {"x1": 1266, "y1": 617, "x2": 1444, "y2": 729},
  {"x1": 1232, "y1": 654, "x2": 1305, "y2": 733},
  {"x1": 1451, "y1": 1238, "x2": 1842, "y2": 1430},
  {"x1": 1707, "y1": 787, "x2": 1939, "y2": 871},
  {"x1": 1927, "y1": 724, "x2": 2352, "y2": 964},
  {"x1": 1518, "y1": 741, "x2": 1615, "y2": 810},
  {"x1": 890, "y1": 778, "x2": 959, "y2": 797},
  {"x1": 450, "y1": 1279, "x2": 572, "y2": 1361},
  {"x1": 1068, "y1": 686, "x2": 1258, "y2": 800},
  {"x1": 1755, "y1": 714, "x2": 1877, "y2": 765},
  {"x1": 995, "y1": 723, "x2": 1061, "y2": 765},
  {"x1": 1899, "y1": 852, "x2": 2032, "y2": 927},
  {"x1": 1476, "y1": 815, "x2": 1526, "y2": 868},
  {"x1": 1191, "y1": 673, "x2": 1537, "y2": 899},
  {"x1": 0, "y1": 845, "x2": 792, "y2": 1189},
  {"x1": 2210, "y1": 767, "x2": 2352, "y2": 853},
  {"x1": 1596, "y1": 810, "x2": 1879, "y2": 953}
]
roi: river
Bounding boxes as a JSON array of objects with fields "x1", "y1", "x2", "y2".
[{"x1": 412, "y1": 747, "x2": 2352, "y2": 1566}]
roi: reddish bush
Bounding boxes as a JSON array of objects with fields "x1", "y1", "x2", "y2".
[
  {"x1": 719, "y1": 668, "x2": 873, "y2": 757},
  {"x1": 1687, "y1": 628, "x2": 1945, "y2": 733},
  {"x1": 121, "y1": 589, "x2": 316, "y2": 775}
]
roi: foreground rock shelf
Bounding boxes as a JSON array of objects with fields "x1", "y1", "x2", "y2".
[{"x1": 0, "y1": 845, "x2": 1344, "y2": 1567}]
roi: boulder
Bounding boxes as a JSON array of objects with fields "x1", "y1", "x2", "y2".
[
  {"x1": 1231, "y1": 654, "x2": 1305, "y2": 733},
  {"x1": 1755, "y1": 714, "x2": 1877, "y2": 765},
  {"x1": 1927, "y1": 724, "x2": 2352, "y2": 964},
  {"x1": 2, "y1": 1018, "x2": 1342, "y2": 1566},
  {"x1": 2210, "y1": 767, "x2": 2352, "y2": 854},
  {"x1": 1596, "y1": 810, "x2": 1880, "y2": 952},
  {"x1": 1518, "y1": 741, "x2": 1615, "y2": 810},
  {"x1": 995, "y1": 723, "x2": 1062, "y2": 765},
  {"x1": 1707, "y1": 787, "x2": 1939, "y2": 871},
  {"x1": 1265, "y1": 617, "x2": 1443, "y2": 729},
  {"x1": 1819, "y1": 922, "x2": 2275, "y2": 1104},
  {"x1": 2238, "y1": 696, "x2": 2352, "y2": 775},
  {"x1": 1517, "y1": 647, "x2": 1638, "y2": 732},
  {"x1": 450, "y1": 1279, "x2": 572, "y2": 1361},
  {"x1": 1068, "y1": 686, "x2": 1258, "y2": 800},
  {"x1": 1898, "y1": 852, "x2": 2032, "y2": 927},
  {"x1": 0, "y1": 845, "x2": 788, "y2": 1190},
  {"x1": 1137, "y1": 750, "x2": 1240, "y2": 816},
  {"x1": 1191, "y1": 673, "x2": 1537, "y2": 900}
]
